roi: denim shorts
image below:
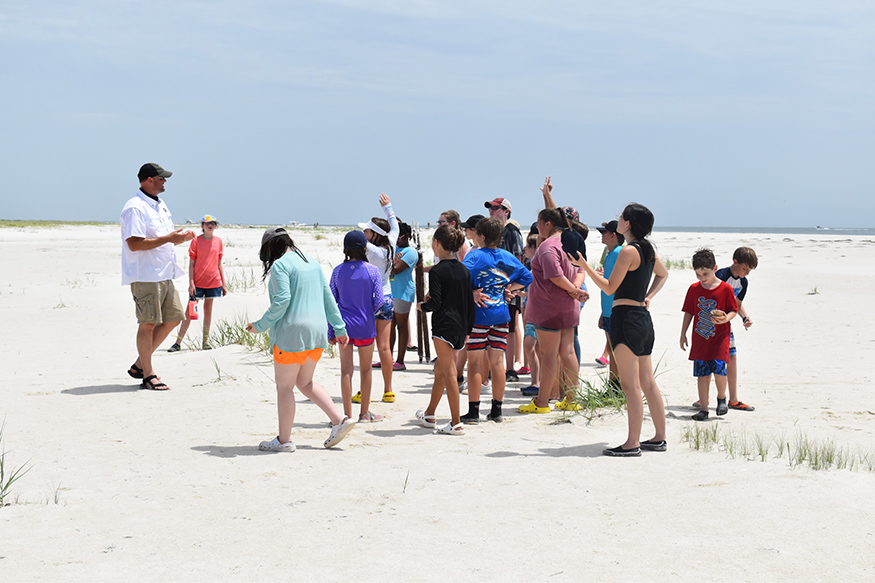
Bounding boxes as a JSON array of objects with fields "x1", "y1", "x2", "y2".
[{"x1": 194, "y1": 286, "x2": 223, "y2": 299}]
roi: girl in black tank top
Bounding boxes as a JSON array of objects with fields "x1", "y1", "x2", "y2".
[
  {"x1": 568, "y1": 203, "x2": 669, "y2": 457},
  {"x1": 613, "y1": 242, "x2": 654, "y2": 303}
]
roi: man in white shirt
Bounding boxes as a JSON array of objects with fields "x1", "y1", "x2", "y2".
[{"x1": 121, "y1": 163, "x2": 195, "y2": 390}]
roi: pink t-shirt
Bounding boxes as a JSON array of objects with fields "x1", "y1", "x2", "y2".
[
  {"x1": 188, "y1": 235, "x2": 223, "y2": 288},
  {"x1": 526, "y1": 236, "x2": 581, "y2": 330}
]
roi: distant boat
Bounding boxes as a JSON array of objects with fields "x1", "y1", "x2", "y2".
[{"x1": 288, "y1": 221, "x2": 309, "y2": 227}]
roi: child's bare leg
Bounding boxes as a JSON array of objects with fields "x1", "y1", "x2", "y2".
[
  {"x1": 487, "y1": 347, "x2": 506, "y2": 401},
  {"x1": 273, "y1": 361, "x2": 302, "y2": 443},
  {"x1": 375, "y1": 319, "x2": 393, "y2": 394},
  {"x1": 455, "y1": 347, "x2": 468, "y2": 383},
  {"x1": 600, "y1": 331, "x2": 611, "y2": 361},
  {"x1": 534, "y1": 329, "x2": 560, "y2": 408},
  {"x1": 394, "y1": 311, "x2": 410, "y2": 365},
  {"x1": 524, "y1": 335, "x2": 540, "y2": 387},
  {"x1": 294, "y1": 357, "x2": 343, "y2": 426},
  {"x1": 613, "y1": 344, "x2": 642, "y2": 449},
  {"x1": 202, "y1": 297, "x2": 214, "y2": 343},
  {"x1": 728, "y1": 354, "x2": 739, "y2": 403},
  {"x1": 558, "y1": 327, "x2": 578, "y2": 402},
  {"x1": 358, "y1": 343, "x2": 375, "y2": 416},
  {"x1": 175, "y1": 315, "x2": 191, "y2": 344},
  {"x1": 339, "y1": 343, "x2": 355, "y2": 418},
  {"x1": 715, "y1": 371, "x2": 728, "y2": 400},
  {"x1": 638, "y1": 354, "x2": 666, "y2": 442},
  {"x1": 430, "y1": 340, "x2": 459, "y2": 422},
  {"x1": 697, "y1": 375, "x2": 711, "y2": 413},
  {"x1": 466, "y1": 350, "x2": 484, "y2": 403}
]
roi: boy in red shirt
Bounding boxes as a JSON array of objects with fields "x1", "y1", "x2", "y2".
[
  {"x1": 680, "y1": 249, "x2": 738, "y2": 421},
  {"x1": 169, "y1": 214, "x2": 227, "y2": 351}
]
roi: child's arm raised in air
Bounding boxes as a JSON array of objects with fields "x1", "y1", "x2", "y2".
[{"x1": 379, "y1": 193, "x2": 400, "y2": 246}]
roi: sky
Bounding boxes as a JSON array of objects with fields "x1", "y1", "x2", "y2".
[{"x1": 1, "y1": 1, "x2": 873, "y2": 228}]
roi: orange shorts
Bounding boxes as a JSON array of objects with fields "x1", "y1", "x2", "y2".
[{"x1": 272, "y1": 345, "x2": 323, "y2": 365}]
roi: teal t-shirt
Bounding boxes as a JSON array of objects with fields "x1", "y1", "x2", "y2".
[
  {"x1": 253, "y1": 250, "x2": 346, "y2": 352},
  {"x1": 390, "y1": 246, "x2": 418, "y2": 303}
]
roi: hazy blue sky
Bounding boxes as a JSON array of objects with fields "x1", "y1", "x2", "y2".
[{"x1": 2, "y1": 1, "x2": 873, "y2": 227}]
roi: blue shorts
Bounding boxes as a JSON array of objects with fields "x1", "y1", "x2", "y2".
[
  {"x1": 693, "y1": 360, "x2": 727, "y2": 377},
  {"x1": 729, "y1": 332, "x2": 737, "y2": 357},
  {"x1": 524, "y1": 322, "x2": 537, "y2": 339},
  {"x1": 194, "y1": 286, "x2": 222, "y2": 299},
  {"x1": 600, "y1": 316, "x2": 611, "y2": 336},
  {"x1": 375, "y1": 295, "x2": 394, "y2": 321}
]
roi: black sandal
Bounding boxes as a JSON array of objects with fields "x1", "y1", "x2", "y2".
[
  {"x1": 142, "y1": 374, "x2": 169, "y2": 391},
  {"x1": 128, "y1": 363, "x2": 144, "y2": 379}
]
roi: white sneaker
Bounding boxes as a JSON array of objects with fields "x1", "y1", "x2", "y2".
[
  {"x1": 458, "y1": 380, "x2": 468, "y2": 394},
  {"x1": 481, "y1": 382, "x2": 492, "y2": 396},
  {"x1": 259, "y1": 436, "x2": 296, "y2": 452},
  {"x1": 324, "y1": 416, "x2": 356, "y2": 448}
]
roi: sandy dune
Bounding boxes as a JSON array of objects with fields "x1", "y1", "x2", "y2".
[{"x1": 1, "y1": 224, "x2": 873, "y2": 582}]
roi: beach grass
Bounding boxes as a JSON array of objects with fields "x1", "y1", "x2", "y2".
[
  {"x1": 0, "y1": 220, "x2": 110, "y2": 228},
  {"x1": 680, "y1": 422, "x2": 875, "y2": 473},
  {"x1": 0, "y1": 421, "x2": 31, "y2": 507}
]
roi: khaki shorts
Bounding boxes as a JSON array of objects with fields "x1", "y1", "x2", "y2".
[{"x1": 131, "y1": 280, "x2": 185, "y2": 325}]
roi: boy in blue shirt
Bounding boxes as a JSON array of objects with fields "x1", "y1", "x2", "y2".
[{"x1": 461, "y1": 217, "x2": 532, "y2": 423}]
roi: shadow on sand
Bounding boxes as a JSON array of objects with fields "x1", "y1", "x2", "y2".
[{"x1": 62, "y1": 384, "x2": 142, "y2": 395}]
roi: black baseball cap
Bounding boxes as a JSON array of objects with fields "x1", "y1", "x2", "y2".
[
  {"x1": 460, "y1": 214, "x2": 485, "y2": 229},
  {"x1": 596, "y1": 220, "x2": 619, "y2": 234},
  {"x1": 138, "y1": 163, "x2": 173, "y2": 181}
]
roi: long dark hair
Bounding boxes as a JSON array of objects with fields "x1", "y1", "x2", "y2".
[
  {"x1": 369, "y1": 216, "x2": 395, "y2": 273},
  {"x1": 259, "y1": 233, "x2": 306, "y2": 282},
  {"x1": 621, "y1": 203, "x2": 656, "y2": 265}
]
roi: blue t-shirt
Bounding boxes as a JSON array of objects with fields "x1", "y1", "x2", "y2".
[
  {"x1": 601, "y1": 246, "x2": 621, "y2": 317},
  {"x1": 390, "y1": 246, "x2": 418, "y2": 303},
  {"x1": 462, "y1": 247, "x2": 532, "y2": 326}
]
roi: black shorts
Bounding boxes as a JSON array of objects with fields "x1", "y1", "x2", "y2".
[
  {"x1": 609, "y1": 305, "x2": 654, "y2": 357},
  {"x1": 433, "y1": 335, "x2": 467, "y2": 351}
]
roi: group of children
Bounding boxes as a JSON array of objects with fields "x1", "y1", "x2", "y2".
[{"x1": 169, "y1": 196, "x2": 760, "y2": 452}]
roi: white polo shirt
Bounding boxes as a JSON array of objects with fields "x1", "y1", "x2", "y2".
[{"x1": 120, "y1": 191, "x2": 185, "y2": 285}]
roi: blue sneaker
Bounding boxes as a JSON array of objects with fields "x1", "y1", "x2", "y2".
[{"x1": 521, "y1": 385, "x2": 539, "y2": 397}]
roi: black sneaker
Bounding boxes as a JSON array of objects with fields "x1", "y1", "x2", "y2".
[
  {"x1": 716, "y1": 398, "x2": 728, "y2": 416},
  {"x1": 603, "y1": 445, "x2": 641, "y2": 457},
  {"x1": 640, "y1": 439, "x2": 667, "y2": 452},
  {"x1": 505, "y1": 369, "x2": 519, "y2": 382},
  {"x1": 692, "y1": 410, "x2": 710, "y2": 422},
  {"x1": 168, "y1": 343, "x2": 181, "y2": 353},
  {"x1": 460, "y1": 412, "x2": 480, "y2": 425}
]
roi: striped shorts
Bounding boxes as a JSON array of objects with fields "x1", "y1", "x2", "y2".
[{"x1": 466, "y1": 322, "x2": 509, "y2": 352}]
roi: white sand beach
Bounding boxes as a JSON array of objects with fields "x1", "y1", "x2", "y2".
[{"x1": 1, "y1": 224, "x2": 874, "y2": 582}]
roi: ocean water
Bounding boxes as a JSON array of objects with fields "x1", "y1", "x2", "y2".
[{"x1": 654, "y1": 226, "x2": 875, "y2": 237}]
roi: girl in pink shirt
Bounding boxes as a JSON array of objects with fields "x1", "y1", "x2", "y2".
[{"x1": 169, "y1": 215, "x2": 227, "y2": 351}]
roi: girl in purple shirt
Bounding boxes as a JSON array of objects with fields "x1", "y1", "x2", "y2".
[{"x1": 329, "y1": 231, "x2": 386, "y2": 423}]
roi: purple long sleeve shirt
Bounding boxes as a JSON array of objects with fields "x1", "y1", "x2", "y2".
[{"x1": 328, "y1": 260, "x2": 384, "y2": 341}]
